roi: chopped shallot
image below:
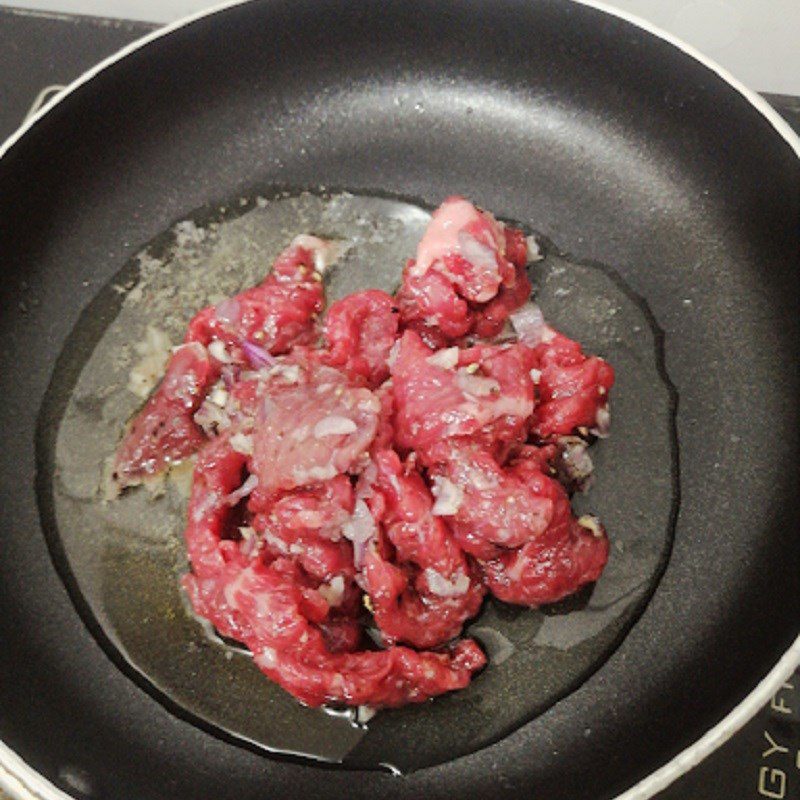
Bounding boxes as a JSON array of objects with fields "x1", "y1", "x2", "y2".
[
  {"x1": 208, "y1": 339, "x2": 232, "y2": 363},
  {"x1": 225, "y1": 474, "x2": 258, "y2": 506},
  {"x1": 577, "y1": 515, "x2": 604, "y2": 537},
  {"x1": 456, "y1": 369, "x2": 500, "y2": 398},
  {"x1": 509, "y1": 302, "x2": 546, "y2": 347},
  {"x1": 241, "y1": 340, "x2": 275, "y2": 368},
  {"x1": 313, "y1": 416, "x2": 358, "y2": 438},
  {"x1": 424, "y1": 569, "x2": 470, "y2": 598},
  {"x1": 430, "y1": 475, "x2": 464, "y2": 516},
  {"x1": 290, "y1": 234, "x2": 346, "y2": 274},
  {"x1": 343, "y1": 499, "x2": 377, "y2": 569},
  {"x1": 317, "y1": 575, "x2": 346, "y2": 607},
  {"x1": 127, "y1": 326, "x2": 172, "y2": 398},
  {"x1": 356, "y1": 705, "x2": 378, "y2": 724},
  {"x1": 230, "y1": 432, "x2": 254, "y2": 455},
  {"x1": 556, "y1": 436, "x2": 595, "y2": 492},
  {"x1": 426, "y1": 347, "x2": 459, "y2": 370},
  {"x1": 591, "y1": 405, "x2": 611, "y2": 438}
]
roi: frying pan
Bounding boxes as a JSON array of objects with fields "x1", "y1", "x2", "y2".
[{"x1": 0, "y1": 0, "x2": 797, "y2": 798}]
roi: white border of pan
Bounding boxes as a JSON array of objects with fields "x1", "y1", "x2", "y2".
[{"x1": 0, "y1": 1, "x2": 797, "y2": 797}]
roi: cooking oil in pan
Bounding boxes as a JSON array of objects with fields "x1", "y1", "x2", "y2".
[{"x1": 37, "y1": 191, "x2": 678, "y2": 773}]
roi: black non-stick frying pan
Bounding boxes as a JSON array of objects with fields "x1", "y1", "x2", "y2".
[{"x1": 0, "y1": 1, "x2": 798, "y2": 798}]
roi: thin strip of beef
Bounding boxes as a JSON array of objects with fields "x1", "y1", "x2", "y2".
[
  {"x1": 428, "y1": 443, "x2": 555, "y2": 561},
  {"x1": 529, "y1": 330, "x2": 615, "y2": 440},
  {"x1": 390, "y1": 330, "x2": 533, "y2": 463},
  {"x1": 479, "y1": 447, "x2": 609, "y2": 605},
  {"x1": 361, "y1": 450, "x2": 485, "y2": 649},
  {"x1": 185, "y1": 237, "x2": 330, "y2": 367},
  {"x1": 182, "y1": 437, "x2": 485, "y2": 707},
  {"x1": 323, "y1": 289, "x2": 399, "y2": 387},
  {"x1": 112, "y1": 342, "x2": 215, "y2": 489}
]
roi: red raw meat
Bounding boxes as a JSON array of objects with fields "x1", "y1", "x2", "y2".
[
  {"x1": 113, "y1": 342, "x2": 215, "y2": 489},
  {"x1": 249, "y1": 475, "x2": 357, "y2": 583},
  {"x1": 181, "y1": 434, "x2": 248, "y2": 579},
  {"x1": 249, "y1": 473, "x2": 354, "y2": 531},
  {"x1": 395, "y1": 197, "x2": 530, "y2": 346},
  {"x1": 182, "y1": 437, "x2": 485, "y2": 707},
  {"x1": 249, "y1": 364, "x2": 380, "y2": 495},
  {"x1": 185, "y1": 237, "x2": 327, "y2": 366},
  {"x1": 503, "y1": 226, "x2": 529, "y2": 269},
  {"x1": 390, "y1": 330, "x2": 533, "y2": 461},
  {"x1": 395, "y1": 263, "x2": 474, "y2": 349},
  {"x1": 114, "y1": 197, "x2": 616, "y2": 710},
  {"x1": 252, "y1": 618, "x2": 485, "y2": 708},
  {"x1": 428, "y1": 444, "x2": 555, "y2": 560},
  {"x1": 324, "y1": 289, "x2": 399, "y2": 387},
  {"x1": 479, "y1": 447, "x2": 609, "y2": 605},
  {"x1": 361, "y1": 450, "x2": 485, "y2": 649},
  {"x1": 530, "y1": 330, "x2": 615, "y2": 439},
  {"x1": 188, "y1": 555, "x2": 485, "y2": 707},
  {"x1": 409, "y1": 195, "x2": 512, "y2": 303},
  {"x1": 472, "y1": 264, "x2": 532, "y2": 340}
]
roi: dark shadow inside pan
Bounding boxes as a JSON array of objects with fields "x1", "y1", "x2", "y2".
[{"x1": 37, "y1": 190, "x2": 678, "y2": 772}]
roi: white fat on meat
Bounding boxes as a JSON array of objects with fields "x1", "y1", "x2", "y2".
[
  {"x1": 455, "y1": 368, "x2": 501, "y2": 398},
  {"x1": 410, "y1": 197, "x2": 506, "y2": 301},
  {"x1": 314, "y1": 416, "x2": 358, "y2": 438}
]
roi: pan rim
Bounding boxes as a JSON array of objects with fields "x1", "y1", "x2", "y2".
[
  {"x1": 2, "y1": 637, "x2": 798, "y2": 800},
  {"x1": 0, "y1": 1, "x2": 797, "y2": 798},
  {"x1": 3, "y1": 0, "x2": 798, "y2": 162}
]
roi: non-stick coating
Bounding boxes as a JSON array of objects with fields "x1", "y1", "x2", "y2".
[{"x1": 0, "y1": 1, "x2": 797, "y2": 798}]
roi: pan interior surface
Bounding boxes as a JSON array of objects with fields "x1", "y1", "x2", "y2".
[
  {"x1": 40, "y1": 190, "x2": 676, "y2": 771},
  {"x1": 0, "y1": 0, "x2": 797, "y2": 798}
]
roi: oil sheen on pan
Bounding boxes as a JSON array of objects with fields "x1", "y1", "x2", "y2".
[{"x1": 37, "y1": 191, "x2": 678, "y2": 772}]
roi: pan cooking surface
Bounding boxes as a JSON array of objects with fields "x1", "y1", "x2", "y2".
[
  {"x1": 38, "y1": 190, "x2": 677, "y2": 771},
  {"x1": 0, "y1": 1, "x2": 796, "y2": 797}
]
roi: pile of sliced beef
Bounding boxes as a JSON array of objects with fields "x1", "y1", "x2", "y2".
[{"x1": 112, "y1": 197, "x2": 614, "y2": 709}]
